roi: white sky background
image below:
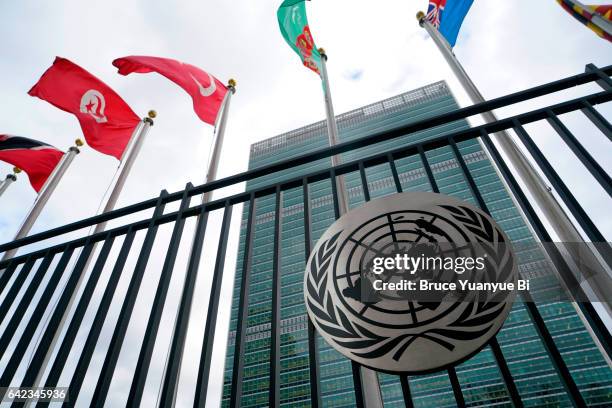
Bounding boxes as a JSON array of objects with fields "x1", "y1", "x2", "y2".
[{"x1": 0, "y1": 0, "x2": 611, "y2": 407}]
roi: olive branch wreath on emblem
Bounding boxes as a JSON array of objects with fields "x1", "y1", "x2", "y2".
[{"x1": 306, "y1": 205, "x2": 515, "y2": 362}]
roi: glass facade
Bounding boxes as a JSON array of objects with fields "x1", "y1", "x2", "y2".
[{"x1": 222, "y1": 82, "x2": 612, "y2": 407}]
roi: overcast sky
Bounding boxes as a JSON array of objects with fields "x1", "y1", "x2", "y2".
[{"x1": 0, "y1": 1, "x2": 611, "y2": 407}]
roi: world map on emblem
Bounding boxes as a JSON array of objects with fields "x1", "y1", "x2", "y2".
[{"x1": 304, "y1": 192, "x2": 518, "y2": 374}]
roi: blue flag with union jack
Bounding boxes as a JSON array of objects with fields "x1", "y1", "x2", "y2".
[{"x1": 426, "y1": 0, "x2": 474, "y2": 47}]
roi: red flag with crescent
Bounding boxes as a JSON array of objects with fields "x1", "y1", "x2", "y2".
[
  {"x1": 0, "y1": 135, "x2": 64, "y2": 192},
  {"x1": 28, "y1": 57, "x2": 140, "y2": 160},
  {"x1": 112, "y1": 56, "x2": 228, "y2": 125}
]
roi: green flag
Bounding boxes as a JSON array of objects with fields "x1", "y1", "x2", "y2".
[{"x1": 277, "y1": 0, "x2": 322, "y2": 75}]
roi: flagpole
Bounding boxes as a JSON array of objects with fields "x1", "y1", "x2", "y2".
[
  {"x1": 416, "y1": 12, "x2": 612, "y2": 315},
  {"x1": 1, "y1": 140, "x2": 82, "y2": 261},
  {"x1": 416, "y1": 12, "x2": 571, "y2": 228},
  {"x1": 0, "y1": 167, "x2": 20, "y2": 198},
  {"x1": 319, "y1": 49, "x2": 349, "y2": 215},
  {"x1": 202, "y1": 79, "x2": 236, "y2": 204},
  {"x1": 90, "y1": 111, "x2": 155, "y2": 235},
  {"x1": 319, "y1": 48, "x2": 384, "y2": 408},
  {"x1": 156, "y1": 80, "x2": 235, "y2": 406}
]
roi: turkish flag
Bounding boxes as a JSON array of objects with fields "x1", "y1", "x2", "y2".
[
  {"x1": 29, "y1": 57, "x2": 140, "y2": 160},
  {"x1": 0, "y1": 135, "x2": 64, "y2": 192},
  {"x1": 113, "y1": 56, "x2": 228, "y2": 125}
]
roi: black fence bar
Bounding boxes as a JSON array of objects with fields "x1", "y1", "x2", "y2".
[
  {"x1": 580, "y1": 100, "x2": 612, "y2": 141},
  {"x1": 128, "y1": 184, "x2": 193, "y2": 406},
  {"x1": 351, "y1": 363, "x2": 366, "y2": 408},
  {"x1": 478, "y1": 130, "x2": 588, "y2": 408},
  {"x1": 40, "y1": 234, "x2": 115, "y2": 395},
  {"x1": 330, "y1": 168, "x2": 342, "y2": 219},
  {"x1": 586, "y1": 63, "x2": 612, "y2": 90},
  {"x1": 359, "y1": 161, "x2": 371, "y2": 202},
  {"x1": 64, "y1": 228, "x2": 137, "y2": 406},
  {"x1": 399, "y1": 375, "x2": 414, "y2": 408},
  {"x1": 160, "y1": 204, "x2": 211, "y2": 406},
  {"x1": 269, "y1": 186, "x2": 282, "y2": 408},
  {"x1": 90, "y1": 191, "x2": 168, "y2": 404},
  {"x1": 3, "y1": 65, "x2": 611, "y2": 258},
  {"x1": 387, "y1": 153, "x2": 403, "y2": 193},
  {"x1": 0, "y1": 256, "x2": 36, "y2": 326},
  {"x1": 306, "y1": 321, "x2": 320, "y2": 408},
  {"x1": 512, "y1": 120, "x2": 612, "y2": 267},
  {"x1": 359, "y1": 162, "x2": 370, "y2": 201},
  {"x1": 0, "y1": 260, "x2": 18, "y2": 296},
  {"x1": 228, "y1": 193, "x2": 256, "y2": 408},
  {"x1": 489, "y1": 339, "x2": 524, "y2": 408},
  {"x1": 193, "y1": 201, "x2": 233, "y2": 408},
  {"x1": 418, "y1": 145, "x2": 439, "y2": 193},
  {"x1": 545, "y1": 110, "x2": 612, "y2": 196},
  {"x1": 447, "y1": 367, "x2": 466, "y2": 408},
  {"x1": 303, "y1": 178, "x2": 322, "y2": 408},
  {"x1": 11, "y1": 239, "x2": 95, "y2": 393},
  {"x1": 449, "y1": 139, "x2": 488, "y2": 210}
]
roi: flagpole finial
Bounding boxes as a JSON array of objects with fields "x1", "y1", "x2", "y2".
[
  {"x1": 417, "y1": 11, "x2": 426, "y2": 25},
  {"x1": 13, "y1": 167, "x2": 21, "y2": 174},
  {"x1": 75, "y1": 138, "x2": 84, "y2": 147},
  {"x1": 144, "y1": 110, "x2": 156, "y2": 126},
  {"x1": 318, "y1": 48, "x2": 328, "y2": 61},
  {"x1": 228, "y1": 79, "x2": 237, "y2": 88}
]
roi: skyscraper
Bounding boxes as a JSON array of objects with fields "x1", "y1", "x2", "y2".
[{"x1": 222, "y1": 81, "x2": 611, "y2": 407}]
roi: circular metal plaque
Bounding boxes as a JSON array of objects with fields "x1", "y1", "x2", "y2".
[{"x1": 304, "y1": 192, "x2": 518, "y2": 374}]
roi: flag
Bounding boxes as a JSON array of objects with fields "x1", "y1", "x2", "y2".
[
  {"x1": 0, "y1": 135, "x2": 64, "y2": 192},
  {"x1": 426, "y1": 0, "x2": 474, "y2": 47},
  {"x1": 29, "y1": 57, "x2": 141, "y2": 160},
  {"x1": 277, "y1": 0, "x2": 322, "y2": 75},
  {"x1": 557, "y1": 1, "x2": 612, "y2": 42},
  {"x1": 113, "y1": 56, "x2": 228, "y2": 125}
]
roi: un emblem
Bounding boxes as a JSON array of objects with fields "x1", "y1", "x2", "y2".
[{"x1": 304, "y1": 192, "x2": 518, "y2": 374}]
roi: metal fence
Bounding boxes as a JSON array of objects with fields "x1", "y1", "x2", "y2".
[{"x1": 0, "y1": 63, "x2": 611, "y2": 408}]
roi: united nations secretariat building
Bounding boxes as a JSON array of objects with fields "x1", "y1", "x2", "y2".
[
  {"x1": 218, "y1": 78, "x2": 612, "y2": 407},
  {"x1": 1, "y1": 67, "x2": 611, "y2": 408}
]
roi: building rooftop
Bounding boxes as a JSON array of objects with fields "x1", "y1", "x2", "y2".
[{"x1": 250, "y1": 81, "x2": 450, "y2": 158}]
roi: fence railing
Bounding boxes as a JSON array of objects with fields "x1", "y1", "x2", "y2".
[{"x1": 0, "y1": 63, "x2": 611, "y2": 408}]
